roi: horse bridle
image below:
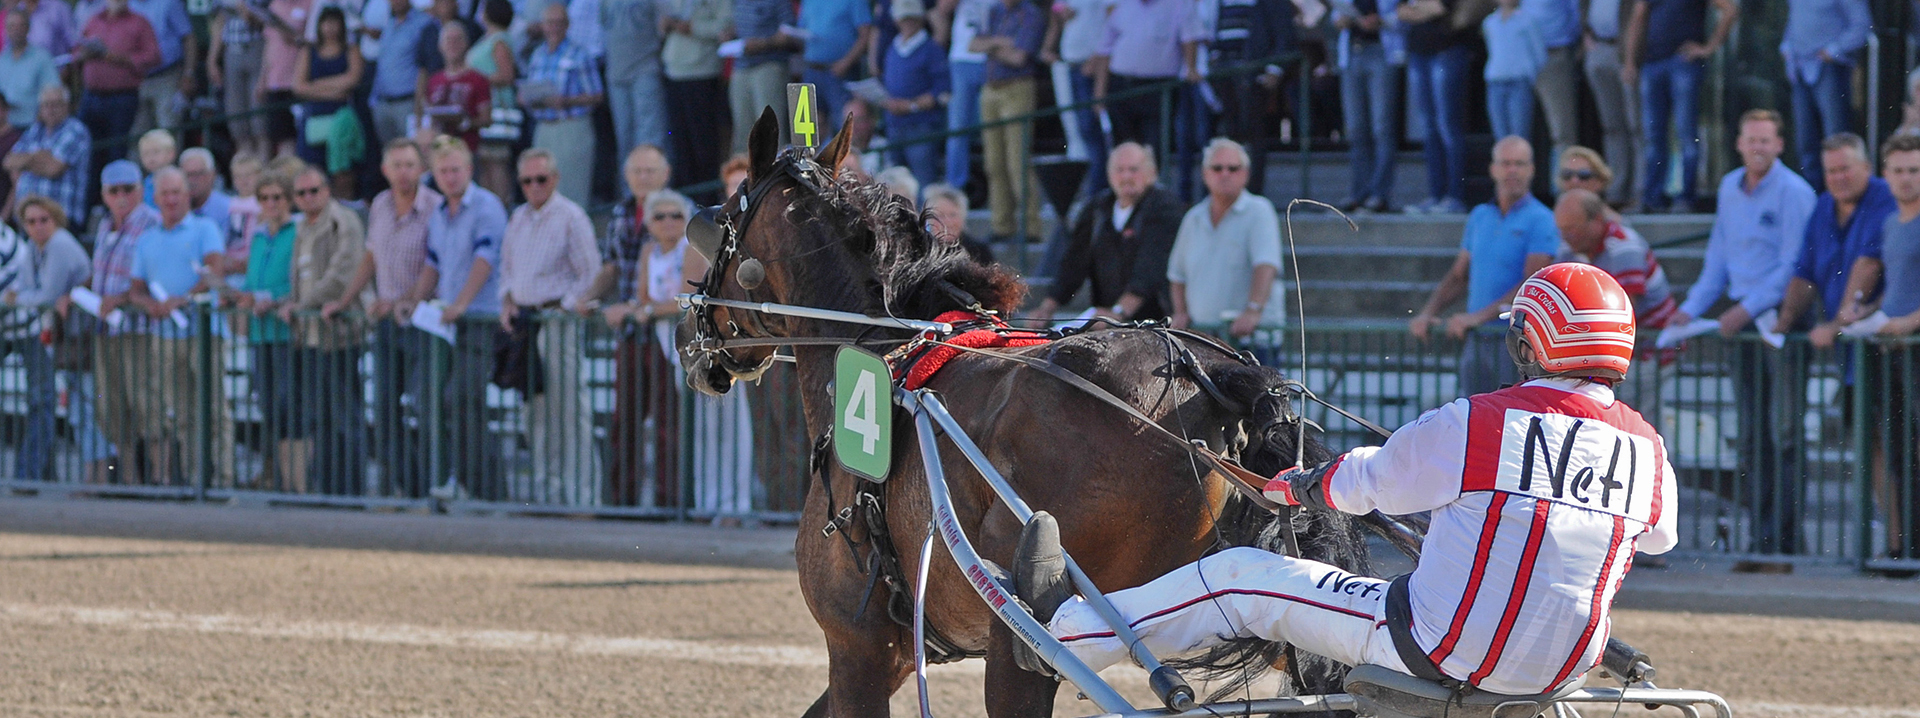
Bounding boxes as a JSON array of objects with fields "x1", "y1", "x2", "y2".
[{"x1": 683, "y1": 151, "x2": 835, "y2": 378}]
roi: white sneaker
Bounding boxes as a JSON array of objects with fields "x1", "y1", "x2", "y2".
[{"x1": 430, "y1": 479, "x2": 471, "y2": 501}]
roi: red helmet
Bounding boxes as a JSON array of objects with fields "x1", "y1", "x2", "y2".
[{"x1": 1507, "y1": 263, "x2": 1636, "y2": 381}]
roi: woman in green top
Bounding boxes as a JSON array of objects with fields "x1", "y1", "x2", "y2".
[
  {"x1": 234, "y1": 167, "x2": 309, "y2": 493},
  {"x1": 469, "y1": 0, "x2": 520, "y2": 200}
]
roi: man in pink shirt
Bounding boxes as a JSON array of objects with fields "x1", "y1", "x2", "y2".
[{"x1": 76, "y1": 0, "x2": 157, "y2": 195}]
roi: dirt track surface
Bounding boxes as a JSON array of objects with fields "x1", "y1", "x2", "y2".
[{"x1": 2, "y1": 499, "x2": 1918, "y2": 717}]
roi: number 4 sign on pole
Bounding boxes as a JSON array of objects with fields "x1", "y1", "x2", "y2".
[
  {"x1": 788, "y1": 83, "x2": 820, "y2": 148},
  {"x1": 833, "y1": 346, "x2": 892, "y2": 481}
]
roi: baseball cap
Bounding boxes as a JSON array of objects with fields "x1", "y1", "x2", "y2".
[
  {"x1": 892, "y1": 0, "x2": 925, "y2": 19},
  {"x1": 100, "y1": 159, "x2": 141, "y2": 188}
]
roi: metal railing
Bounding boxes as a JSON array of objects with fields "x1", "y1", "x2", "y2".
[{"x1": 7, "y1": 310, "x2": 1915, "y2": 568}]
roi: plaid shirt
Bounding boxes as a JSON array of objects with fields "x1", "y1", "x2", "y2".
[
  {"x1": 220, "y1": 0, "x2": 270, "y2": 46},
  {"x1": 601, "y1": 198, "x2": 650, "y2": 302},
  {"x1": 525, "y1": 38, "x2": 604, "y2": 123},
  {"x1": 14, "y1": 117, "x2": 91, "y2": 224},
  {"x1": 90, "y1": 204, "x2": 161, "y2": 335},
  {"x1": 499, "y1": 193, "x2": 601, "y2": 309},
  {"x1": 366, "y1": 186, "x2": 441, "y2": 301}
]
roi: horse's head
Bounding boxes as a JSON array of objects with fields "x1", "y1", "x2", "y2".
[{"x1": 680, "y1": 108, "x2": 871, "y2": 396}]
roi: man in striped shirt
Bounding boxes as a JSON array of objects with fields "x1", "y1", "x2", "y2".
[
  {"x1": 1020, "y1": 264, "x2": 1678, "y2": 698},
  {"x1": 1554, "y1": 188, "x2": 1676, "y2": 415}
]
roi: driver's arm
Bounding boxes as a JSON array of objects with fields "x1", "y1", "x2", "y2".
[{"x1": 1278, "y1": 400, "x2": 1472, "y2": 516}]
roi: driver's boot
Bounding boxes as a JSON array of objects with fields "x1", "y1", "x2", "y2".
[{"x1": 1012, "y1": 511, "x2": 1073, "y2": 674}]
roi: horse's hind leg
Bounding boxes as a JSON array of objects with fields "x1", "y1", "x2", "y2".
[{"x1": 984, "y1": 624, "x2": 1063, "y2": 718}]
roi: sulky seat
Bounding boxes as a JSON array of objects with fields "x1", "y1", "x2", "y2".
[{"x1": 1344, "y1": 664, "x2": 1588, "y2": 718}]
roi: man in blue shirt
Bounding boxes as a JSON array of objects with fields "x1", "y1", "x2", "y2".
[
  {"x1": 1410, "y1": 136, "x2": 1559, "y2": 395},
  {"x1": 798, "y1": 0, "x2": 873, "y2": 138},
  {"x1": 127, "y1": 167, "x2": 233, "y2": 488},
  {"x1": 370, "y1": 0, "x2": 438, "y2": 145},
  {"x1": 1779, "y1": 133, "x2": 1895, "y2": 349},
  {"x1": 1780, "y1": 0, "x2": 1872, "y2": 191},
  {"x1": 400, "y1": 139, "x2": 507, "y2": 501},
  {"x1": 1674, "y1": 109, "x2": 1817, "y2": 558}
]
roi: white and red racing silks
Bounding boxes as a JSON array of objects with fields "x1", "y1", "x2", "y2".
[{"x1": 1318, "y1": 378, "x2": 1677, "y2": 696}]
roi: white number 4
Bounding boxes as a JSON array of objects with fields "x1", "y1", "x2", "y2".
[{"x1": 843, "y1": 369, "x2": 882, "y2": 454}]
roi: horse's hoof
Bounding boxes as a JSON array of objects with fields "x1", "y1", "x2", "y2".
[{"x1": 1015, "y1": 512, "x2": 1072, "y2": 624}]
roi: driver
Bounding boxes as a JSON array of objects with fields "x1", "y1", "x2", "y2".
[{"x1": 1016, "y1": 263, "x2": 1677, "y2": 697}]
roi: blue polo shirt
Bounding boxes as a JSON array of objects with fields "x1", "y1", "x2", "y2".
[
  {"x1": 130, "y1": 214, "x2": 224, "y2": 337},
  {"x1": 426, "y1": 183, "x2": 507, "y2": 315},
  {"x1": 1681, "y1": 161, "x2": 1818, "y2": 318},
  {"x1": 798, "y1": 0, "x2": 872, "y2": 65},
  {"x1": 1795, "y1": 177, "x2": 1895, "y2": 321},
  {"x1": 1462, "y1": 193, "x2": 1560, "y2": 320},
  {"x1": 374, "y1": 9, "x2": 438, "y2": 101}
]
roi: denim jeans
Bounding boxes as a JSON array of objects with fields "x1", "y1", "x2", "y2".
[
  {"x1": 1058, "y1": 60, "x2": 1108, "y2": 199},
  {"x1": 1, "y1": 337, "x2": 54, "y2": 480},
  {"x1": 945, "y1": 60, "x2": 986, "y2": 189},
  {"x1": 1342, "y1": 44, "x2": 1400, "y2": 206},
  {"x1": 1791, "y1": 61, "x2": 1854, "y2": 190},
  {"x1": 1407, "y1": 46, "x2": 1468, "y2": 204},
  {"x1": 1640, "y1": 56, "x2": 1703, "y2": 209},
  {"x1": 62, "y1": 370, "x2": 114, "y2": 464},
  {"x1": 801, "y1": 65, "x2": 852, "y2": 139},
  {"x1": 609, "y1": 70, "x2": 669, "y2": 161},
  {"x1": 1486, "y1": 78, "x2": 1535, "y2": 141},
  {"x1": 888, "y1": 111, "x2": 944, "y2": 188}
]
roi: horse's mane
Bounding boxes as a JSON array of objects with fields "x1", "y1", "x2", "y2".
[{"x1": 782, "y1": 156, "x2": 1026, "y2": 319}]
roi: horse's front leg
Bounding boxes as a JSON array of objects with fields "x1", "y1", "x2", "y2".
[
  {"x1": 819, "y1": 639, "x2": 912, "y2": 718},
  {"x1": 984, "y1": 622, "x2": 1064, "y2": 718}
]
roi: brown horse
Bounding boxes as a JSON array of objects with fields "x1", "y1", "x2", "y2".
[{"x1": 683, "y1": 110, "x2": 1370, "y2": 717}]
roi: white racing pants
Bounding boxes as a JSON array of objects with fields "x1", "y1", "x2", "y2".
[{"x1": 1048, "y1": 547, "x2": 1414, "y2": 675}]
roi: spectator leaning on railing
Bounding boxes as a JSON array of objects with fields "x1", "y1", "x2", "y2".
[
  {"x1": 2, "y1": 195, "x2": 86, "y2": 482},
  {"x1": 82, "y1": 160, "x2": 156, "y2": 483},
  {"x1": 287, "y1": 164, "x2": 369, "y2": 496},
  {"x1": 400, "y1": 138, "x2": 506, "y2": 501},
  {"x1": 31, "y1": 196, "x2": 113, "y2": 484},
  {"x1": 597, "y1": 144, "x2": 671, "y2": 507},
  {"x1": 234, "y1": 166, "x2": 304, "y2": 491},
  {"x1": 1410, "y1": 136, "x2": 1558, "y2": 396},
  {"x1": 328, "y1": 137, "x2": 442, "y2": 499},
  {"x1": 1780, "y1": 133, "x2": 1896, "y2": 352},
  {"x1": 1168, "y1": 138, "x2": 1280, "y2": 345},
  {"x1": 1673, "y1": 109, "x2": 1816, "y2": 558},
  {"x1": 127, "y1": 167, "x2": 234, "y2": 488},
  {"x1": 1039, "y1": 142, "x2": 1182, "y2": 324},
  {"x1": 1838, "y1": 132, "x2": 1920, "y2": 559},
  {"x1": 499, "y1": 147, "x2": 604, "y2": 506}
]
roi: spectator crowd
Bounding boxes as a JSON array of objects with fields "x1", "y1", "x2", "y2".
[{"x1": 0, "y1": 0, "x2": 1911, "y2": 556}]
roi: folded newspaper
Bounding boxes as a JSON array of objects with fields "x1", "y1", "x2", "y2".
[
  {"x1": 1654, "y1": 309, "x2": 1784, "y2": 349},
  {"x1": 1840, "y1": 310, "x2": 1893, "y2": 337},
  {"x1": 66, "y1": 288, "x2": 125, "y2": 329}
]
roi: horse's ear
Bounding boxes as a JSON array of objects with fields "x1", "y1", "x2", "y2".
[
  {"x1": 748, "y1": 107, "x2": 780, "y2": 183},
  {"x1": 818, "y1": 113, "x2": 855, "y2": 179}
]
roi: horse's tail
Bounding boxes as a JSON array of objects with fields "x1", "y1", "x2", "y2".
[{"x1": 1167, "y1": 362, "x2": 1371, "y2": 705}]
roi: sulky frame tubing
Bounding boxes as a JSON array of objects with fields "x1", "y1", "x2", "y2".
[
  {"x1": 902, "y1": 389, "x2": 1136, "y2": 714},
  {"x1": 678, "y1": 294, "x2": 954, "y2": 333},
  {"x1": 911, "y1": 390, "x2": 1195, "y2": 710}
]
